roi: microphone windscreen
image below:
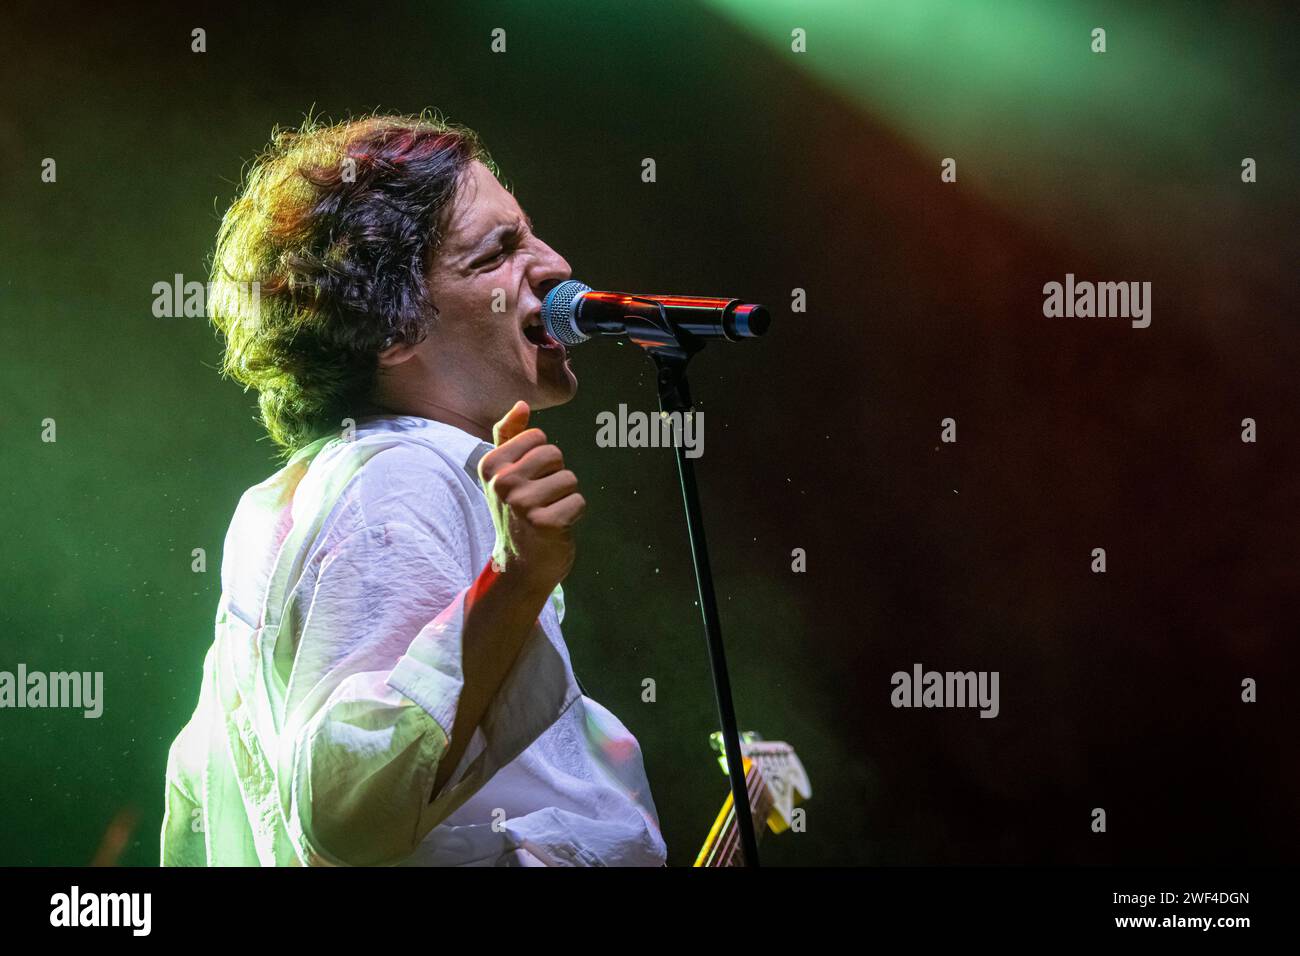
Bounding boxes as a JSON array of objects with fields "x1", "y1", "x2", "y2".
[{"x1": 542, "y1": 280, "x2": 593, "y2": 345}]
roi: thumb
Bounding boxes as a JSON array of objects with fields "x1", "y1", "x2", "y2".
[{"x1": 493, "y1": 400, "x2": 531, "y2": 447}]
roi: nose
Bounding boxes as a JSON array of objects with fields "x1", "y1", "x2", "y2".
[{"x1": 527, "y1": 236, "x2": 572, "y2": 299}]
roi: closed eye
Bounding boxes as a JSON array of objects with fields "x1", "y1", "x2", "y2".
[
  {"x1": 473, "y1": 248, "x2": 507, "y2": 268},
  {"x1": 473, "y1": 233, "x2": 522, "y2": 269}
]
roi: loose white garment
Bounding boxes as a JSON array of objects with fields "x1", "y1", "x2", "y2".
[{"x1": 161, "y1": 415, "x2": 666, "y2": 866}]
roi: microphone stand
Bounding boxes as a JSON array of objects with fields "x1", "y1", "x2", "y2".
[{"x1": 620, "y1": 298, "x2": 761, "y2": 868}]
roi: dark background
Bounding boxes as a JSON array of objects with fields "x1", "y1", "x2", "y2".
[{"x1": 1, "y1": 0, "x2": 1296, "y2": 866}]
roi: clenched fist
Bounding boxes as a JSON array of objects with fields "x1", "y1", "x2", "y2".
[{"x1": 479, "y1": 400, "x2": 586, "y2": 595}]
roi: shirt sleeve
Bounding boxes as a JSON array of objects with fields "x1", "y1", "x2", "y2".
[{"x1": 271, "y1": 518, "x2": 576, "y2": 866}]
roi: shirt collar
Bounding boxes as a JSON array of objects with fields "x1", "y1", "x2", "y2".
[{"x1": 353, "y1": 414, "x2": 493, "y2": 485}]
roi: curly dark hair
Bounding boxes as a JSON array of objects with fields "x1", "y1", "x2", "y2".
[{"x1": 209, "y1": 111, "x2": 494, "y2": 457}]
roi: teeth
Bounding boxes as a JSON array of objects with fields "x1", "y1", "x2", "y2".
[{"x1": 523, "y1": 319, "x2": 552, "y2": 347}]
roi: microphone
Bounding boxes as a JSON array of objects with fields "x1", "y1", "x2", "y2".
[{"x1": 542, "y1": 280, "x2": 770, "y2": 347}]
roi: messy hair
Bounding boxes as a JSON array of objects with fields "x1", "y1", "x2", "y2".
[{"x1": 208, "y1": 111, "x2": 494, "y2": 457}]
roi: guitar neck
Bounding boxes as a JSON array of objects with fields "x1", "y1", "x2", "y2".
[{"x1": 693, "y1": 758, "x2": 774, "y2": 867}]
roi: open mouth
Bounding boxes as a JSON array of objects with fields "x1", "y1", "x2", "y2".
[{"x1": 523, "y1": 313, "x2": 566, "y2": 353}]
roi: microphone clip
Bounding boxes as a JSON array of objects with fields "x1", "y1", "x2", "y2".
[{"x1": 616, "y1": 297, "x2": 702, "y2": 414}]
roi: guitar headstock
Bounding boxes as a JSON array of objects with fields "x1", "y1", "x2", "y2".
[{"x1": 709, "y1": 731, "x2": 812, "y2": 833}]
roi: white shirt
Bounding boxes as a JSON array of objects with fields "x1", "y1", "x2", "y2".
[{"x1": 161, "y1": 415, "x2": 667, "y2": 866}]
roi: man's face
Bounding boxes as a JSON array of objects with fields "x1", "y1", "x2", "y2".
[{"x1": 413, "y1": 160, "x2": 577, "y2": 422}]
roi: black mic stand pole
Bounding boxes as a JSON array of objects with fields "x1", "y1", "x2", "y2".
[{"x1": 623, "y1": 298, "x2": 760, "y2": 868}]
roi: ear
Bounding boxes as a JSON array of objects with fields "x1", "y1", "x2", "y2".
[{"x1": 377, "y1": 338, "x2": 422, "y2": 368}]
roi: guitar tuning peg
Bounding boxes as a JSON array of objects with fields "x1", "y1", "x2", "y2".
[{"x1": 709, "y1": 730, "x2": 762, "y2": 753}]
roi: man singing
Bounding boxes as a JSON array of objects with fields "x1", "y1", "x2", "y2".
[{"x1": 161, "y1": 113, "x2": 667, "y2": 866}]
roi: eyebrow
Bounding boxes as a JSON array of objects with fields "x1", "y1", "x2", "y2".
[{"x1": 461, "y1": 212, "x2": 535, "y2": 263}]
